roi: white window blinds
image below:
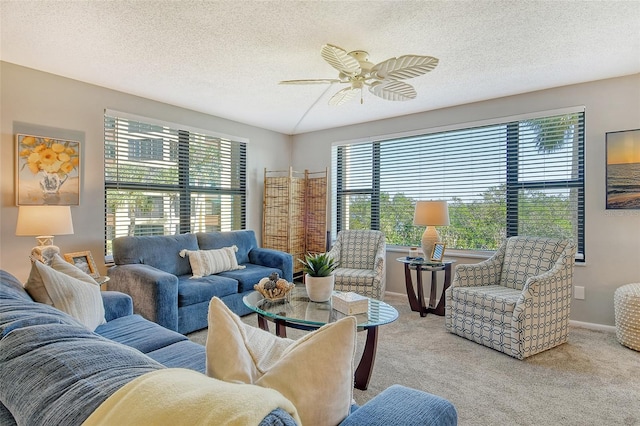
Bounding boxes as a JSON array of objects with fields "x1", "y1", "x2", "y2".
[
  {"x1": 104, "y1": 113, "x2": 246, "y2": 255},
  {"x1": 332, "y1": 109, "x2": 585, "y2": 259}
]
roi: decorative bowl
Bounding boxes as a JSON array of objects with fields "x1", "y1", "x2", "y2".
[{"x1": 254, "y1": 277, "x2": 295, "y2": 301}]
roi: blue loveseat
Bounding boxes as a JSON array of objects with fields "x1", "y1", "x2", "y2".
[
  {"x1": 0, "y1": 269, "x2": 458, "y2": 425},
  {"x1": 109, "y1": 230, "x2": 293, "y2": 334}
]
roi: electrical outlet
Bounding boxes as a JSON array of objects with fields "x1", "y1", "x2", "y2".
[{"x1": 574, "y1": 286, "x2": 585, "y2": 300}]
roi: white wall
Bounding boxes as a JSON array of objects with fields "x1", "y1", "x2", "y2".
[
  {"x1": 0, "y1": 62, "x2": 292, "y2": 281},
  {"x1": 291, "y1": 74, "x2": 640, "y2": 326},
  {"x1": 2, "y1": 61, "x2": 638, "y2": 326}
]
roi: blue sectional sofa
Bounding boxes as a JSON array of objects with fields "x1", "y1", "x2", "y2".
[
  {"x1": 0, "y1": 269, "x2": 458, "y2": 425},
  {"x1": 108, "y1": 230, "x2": 293, "y2": 334}
]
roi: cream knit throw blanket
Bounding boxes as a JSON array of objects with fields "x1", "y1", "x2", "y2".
[{"x1": 83, "y1": 368, "x2": 300, "y2": 426}]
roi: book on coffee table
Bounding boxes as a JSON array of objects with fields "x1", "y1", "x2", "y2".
[{"x1": 332, "y1": 292, "x2": 369, "y2": 315}]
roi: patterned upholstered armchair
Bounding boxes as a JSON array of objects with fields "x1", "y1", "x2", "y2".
[
  {"x1": 327, "y1": 230, "x2": 386, "y2": 300},
  {"x1": 445, "y1": 236, "x2": 576, "y2": 359}
]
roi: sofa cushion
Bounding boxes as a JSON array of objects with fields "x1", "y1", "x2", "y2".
[
  {"x1": 196, "y1": 230, "x2": 258, "y2": 265},
  {"x1": 146, "y1": 340, "x2": 206, "y2": 372},
  {"x1": 206, "y1": 297, "x2": 356, "y2": 426},
  {"x1": 179, "y1": 245, "x2": 246, "y2": 278},
  {"x1": 95, "y1": 314, "x2": 187, "y2": 354},
  {"x1": 0, "y1": 298, "x2": 83, "y2": 339},
  {"x1": 113, "y1": 233, "x2": 198, "y2": 276},
  {"x1": 0, "y1": 270, "x2": 31, "y2": 302},
  {"x1": 24, "y1": 257, "x2": 106, "y2": 330},
  {"x1": 0, "y1": 322, "x2": 162, "y2": 425},
  {"x1": 177, "y1": 274, "x2": 238, "y2": 306},
  {"x1": 219, "y1": 263, "x2": 285, "y2": 293}
]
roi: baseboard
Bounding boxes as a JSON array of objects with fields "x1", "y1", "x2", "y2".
[
  {"x1": 569, "y1": 320, "x2": 616, "y2": 333},
  {"x1": 384, "y1": 291, "x2": 617, "y2": 332}
]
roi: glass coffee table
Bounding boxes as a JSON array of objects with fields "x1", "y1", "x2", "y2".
[{"x1": 243, "y1": 285, "x2": 398, "y2": 390}]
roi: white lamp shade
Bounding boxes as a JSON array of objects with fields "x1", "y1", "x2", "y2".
[
  {"x1": 413, "y1": 200, "x2": 450, "y2": 226},
  {"x1": 16, "y1": 206, "x2": 74, "y2": 237}
]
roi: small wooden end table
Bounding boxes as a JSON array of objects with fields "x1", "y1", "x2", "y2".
[{"x1": 397, "y1": 258, "x2": 455, "y2": 317}]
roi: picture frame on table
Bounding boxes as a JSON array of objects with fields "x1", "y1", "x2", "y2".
[
  {"x1": 430, "y1": 243, "x2": 446, "y2": 262},
  {"x1": 64, "y1": 251, "x2": 99, "y2": 279}
]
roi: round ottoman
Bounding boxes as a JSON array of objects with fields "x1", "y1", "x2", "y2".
[{"x1": 614, "y1": 283, "x2": 640, "y2": 351}]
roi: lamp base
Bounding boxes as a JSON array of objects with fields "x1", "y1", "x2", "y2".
[
  {"x1": 421, "y1": 226, "x2": 440, "y2": 261},
  {"x1": 31, "y1": 244, "x2": 61, "y2": 265}
]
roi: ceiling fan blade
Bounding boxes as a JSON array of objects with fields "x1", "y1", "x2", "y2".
[
  {"x1": 321, "y1": 44, "x2": 360, "y2": 77},
  {"x1": 371, "y1": 55, "x2": 439, "y2": 80},
  {"x1": 328, "y1": 87, "x2": 358, "y2": 106},
  {"x1": 279, "y1": 78, "x2": 342, "y2": 85},
  {"x1": 369, "y1": 81, "x2": 417, "y2": 101}
]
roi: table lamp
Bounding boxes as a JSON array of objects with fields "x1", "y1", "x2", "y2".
[
  {"x1": 16, "y1": 205, "x2": 74, "y2": 263},
  {"x1": 413, "y1": 200, "x2": 449, "y2": 260}
]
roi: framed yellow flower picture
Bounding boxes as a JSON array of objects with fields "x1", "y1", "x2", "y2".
[{"x1": 16, "y1": 134, "x2": 80, "y2": 205}]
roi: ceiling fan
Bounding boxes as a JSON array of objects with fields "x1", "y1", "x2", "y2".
[{"x1": 279, "y1": 43, "x2": 439, "y2": 106}]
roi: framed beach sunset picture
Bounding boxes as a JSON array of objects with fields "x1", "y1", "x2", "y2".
[{"x1": 606, "y1": 129, "x2": 640, "y2": 209}]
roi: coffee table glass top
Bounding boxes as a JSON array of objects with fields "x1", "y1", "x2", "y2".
[{"x1": 243, "y1": 285, "x2": 398, "y2": 329}]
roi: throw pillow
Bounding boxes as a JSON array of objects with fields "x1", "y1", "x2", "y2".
[
  {"x1": 206, "y1": 297, "x2": 356, "y2": 426},
  {"x1": 179, "y1": 245, "x2": 246, "y2": 279},
  {"x1": 25, "y1": 254, "x2": 105, "y2": 330}
]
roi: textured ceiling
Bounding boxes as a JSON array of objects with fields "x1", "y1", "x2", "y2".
[{"x1": 1, "y1": 1, "x2": 639, "y2": 135}]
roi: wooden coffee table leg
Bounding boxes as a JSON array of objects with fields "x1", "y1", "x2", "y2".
[
  {"x1": 257, "y1": 314, "x2": 269, "y2": 332},
  {"x1": 275, "y1": 319, "x2": 287, "y2": 338},
  {"x1": 354, "y1": 326, "x2": 378, "y2": 391}
]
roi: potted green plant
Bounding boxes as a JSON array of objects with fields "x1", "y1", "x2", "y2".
[{"x1": 298, "y1": 252, "x2": 338, "y2": 302}]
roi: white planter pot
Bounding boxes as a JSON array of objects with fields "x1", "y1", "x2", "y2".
[{"x1": 305, "y1": 274, "x2": 335, "y2": 302}]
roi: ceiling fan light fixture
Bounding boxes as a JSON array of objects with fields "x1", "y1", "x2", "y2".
[{"x1": 280, "y1": 43, "x2": 438, "y2": 106}]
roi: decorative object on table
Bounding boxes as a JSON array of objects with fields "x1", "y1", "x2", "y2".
[
  {"x1": 430, "y1": 242, "x2": 446, "y2": 262},
  {"x1": 332, "y1": 291, "x2": 369, "y2": 315},
  {"x1": 299, "y1": 252, "x2": 337, "y2": 302},
  {"x1": 253, "y1": 272, "x2": 295, "y2": 301},
  {"x1": 15, "y1": 134, "x2": 80, "y2": 205},
  {"x1": 63, "y1": 250, "x2": 99, "y2": 279},
  {"x1": 606, "y1": 128, "x2": 640, "y2": 209},
  {"x1": 16, "y1": 205, "x2": 74, "y2": 264},
  {"x1": 614, "y1": 283, "x2": 640, "y2": 351},
  {"x1": 413, "y1": 200, "x2": 450, "y2": 261},
  {"x1": 408, "y1": 247, "x2": 421, "y2": 258}
]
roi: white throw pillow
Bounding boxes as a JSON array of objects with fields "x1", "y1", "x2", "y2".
[
  {"x1": 206, "y1": 297, "x2": 356, "y2": 426},
  {"x1": 179, "y1": 246, "x2": 246, "y2": 279},
  {"x1": 25, "y1": 254, "x2": 105, "y2": 330}
]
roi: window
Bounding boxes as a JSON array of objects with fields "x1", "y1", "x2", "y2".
[
  {"x1": 332, "y1": 109, "x2": 585, "y2": 260},
  {"x1": 104, "y1": 113, "x2": 246, "y2": 255}
]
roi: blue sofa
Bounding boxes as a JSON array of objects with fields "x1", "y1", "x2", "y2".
[
  {"x1": 109, "y1": 230, "x2": 293, "y2": 334},
  {"x1": 0, "y1": 269, "x2": 458, "y2": 425}
]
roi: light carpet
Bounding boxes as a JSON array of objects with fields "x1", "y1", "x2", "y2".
[{"x1": 188, "y1": 294, "x2": 640, "y2": 425}]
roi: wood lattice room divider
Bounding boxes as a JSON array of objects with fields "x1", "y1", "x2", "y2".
[{"x1": 262, "y1": 167, "x2": 327, "y2": 276}]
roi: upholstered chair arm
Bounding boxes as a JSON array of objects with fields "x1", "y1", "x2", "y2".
[
  {"x1": 249, "y1": 248, "x2": 294, "y2": 282},
  {"x1": 327, "y1": 237, "x2": 342, "y2": 264},
  {"x1": 368, "y1": 245, "x2": 386, "y2": 300},
  {"x1": 107, "y1": 264, "x2": 179, "y2": 331},
  {"x1": 339, "y1": 384, "x2": 457, "y2": 426},
  {"x1": 451, "y1": 244, "x2": 506, "y2": 288},
  {"x1": 101, "y1": 291, "x2": 134, "y2": 322},
  {"x1": 510, "y1": 242, "x2": 576, "y2": 359}
]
